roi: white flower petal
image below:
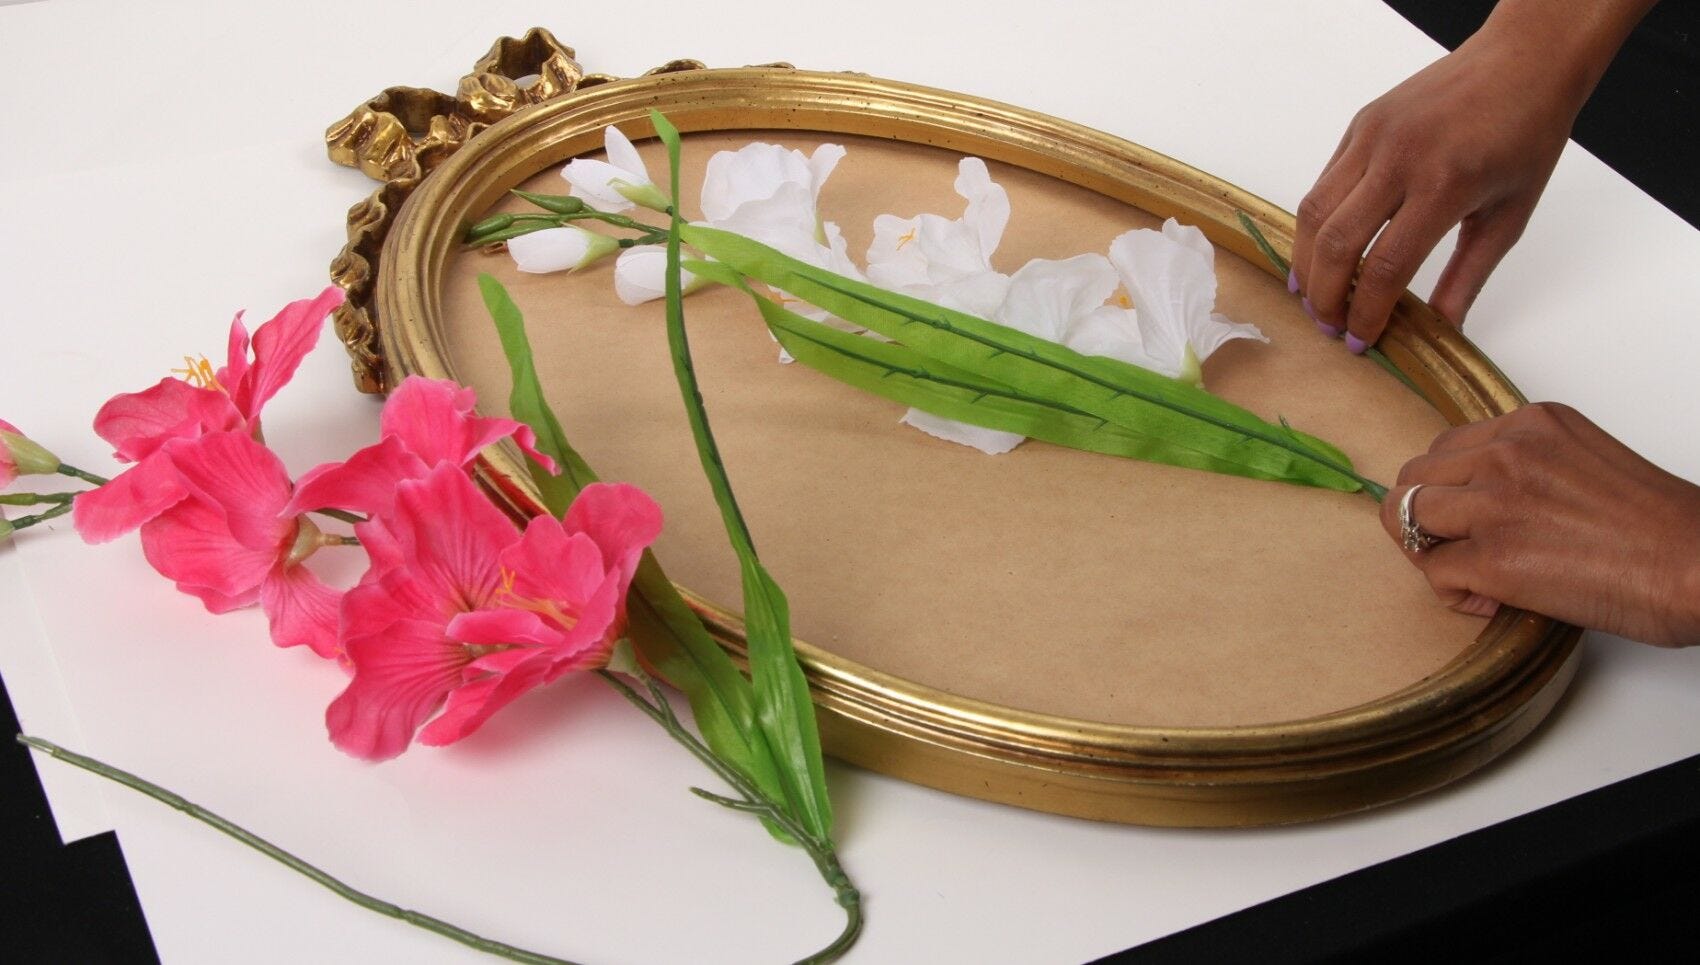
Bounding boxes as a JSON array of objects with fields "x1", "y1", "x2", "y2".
[
  {"x1": 1107, "y1": 218, "x2": 1226, "y2": 374},
  {"x1": 954, "y1": 157, "x2": 1009, "y2": 261},
  {"x1": 820, "y1": 222, "x2": 864, "y2": 281},
  {"x1": 1100, "y1": 218, "x2": 1267, "y2": 384},
  {"x1": 701, "y1": 143, "x2": 820, "y2": 222},
  {"x1": 929, "y1": 271, "x2": 1011, "y2": 318},
  {"x1": 900, "y1": 408, "x2": 1025, "y2": 455},
  {"x1": 807, "y1": 144, "x2": 847, "y2": 195},
  {"x1": 997, "y1": 254, "x2": 1119, "y2": 342},
  {"x1": 913, "y1": 213, "x2": 994, "y2": 281},
  {"x1": 614, "y1": 247, "x2": 673, "y2": 305},
  {"x1": 508, "y1": 227, "x2": 591, "y2": 274},
  {"x1": 1191, "y1": 312, "x2": 1269, "y2": 363},
  {"x1": 865, "y1": 214, "x2": 931, "y2": 289},
  {"x1": 562, "y1": 157, "x2": 637, "y2": 211},
  {"x1": 1067, "y1": 306, "x2": 1174, "y2": 375},
  {"x1": 603, "y1": 126, "x2": 650, "y2": 186},
  {"x1": 714, "y1": 182, "x2": 824, "y2": 264}
]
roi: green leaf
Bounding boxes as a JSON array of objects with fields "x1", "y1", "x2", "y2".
[
  {"x1": 654, "y1": 109, "x2": 834, "y2": 842},
  {"x1": 727, "y1": 282, "x2": 1268, "y2": 474},
  {"x1": 478, "y1": 271, "x2": 800, "y2": 840},
  {"x1": 480, "y1": 274, "x2": 597, "y2": 514},
  {"x1": 681, "y1": 224, "x2": 1385, "y2": 499},
  {"x1": 1235, "y1": 209, "x2": 1290, "y2": 276}
]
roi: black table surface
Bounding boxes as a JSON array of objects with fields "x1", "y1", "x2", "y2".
[{"x1": 4, "y1": 3, "x2": 1698, "y2": 961}]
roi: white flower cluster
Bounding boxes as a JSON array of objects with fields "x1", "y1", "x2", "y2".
[{"x1": 511, "y1": 127, "x2": 1268, "y2": 455}]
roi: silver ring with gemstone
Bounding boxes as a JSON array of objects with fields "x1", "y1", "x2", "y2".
[{"x1": 1399, "y1": 484, "x2": 1441, "y2": 553}]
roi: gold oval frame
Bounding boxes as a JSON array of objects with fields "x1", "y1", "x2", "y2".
[{"x1": 331, "y1": 45, "x2": 1580, "y2": 826}]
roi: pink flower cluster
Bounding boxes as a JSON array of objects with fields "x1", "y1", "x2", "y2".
[{"x1": 66, "y1": 288, "x2": 662, "y2": 760}]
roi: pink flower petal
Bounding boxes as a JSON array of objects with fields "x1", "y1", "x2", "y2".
[
  {"x1": 229, "y1": 287, "x2": 343, "y2": 420},
  {"x1": 386, "y1": 466, "x2": 521, "y2": 611},
  {"x1": 72, "y1": 454, "x2": 192, "y2": 544},
  {"x1": 0, "y1": 418, "x2": 19, "y2": 486},
  {"x1": 379, "y1": 376, "x2": 556, "y2": 473},
  {"x1": 282, "y1": 436, "x2": 428, "y2": 520},
  {"x1": 378, "y1": 378, "x2": 482, "y2": 468},
  {"x1": 262, "y1": 563, "x2": 343, "y2": 659},
  {"x1": 92, "y1": 378, "x2": 242, "y2": 463},
  {"x1": 139, "y1": 497, "x2": 278, "y2": 603},
  {"x1": 221, "y1": 311, "x2": 252, "y2": 397},
  {"x1": 168, "y1": 431, "x2": 294, "y2": 551},
  {"x1": 416, "y1": 650, "x2": 556, "y2": 748},
  {"x1": 509, "y1": 424, "x2": 558, "y2": 475},
  {"x1": 350, "y1": 516, "x2": 407, "y2": 586},
  {"x1": 563, "y1": 482, "x2": 664, "y2": 592},
  {"x1": 498, "y1": 521, "x2": 608, "y2": 614},
  {"x1": 339, "y1": 569, "x2": 440, "y2": 649},
  {"x1": 183, "y1": 583, "x2": 261, "y2": 614},
  {"x1": 327, "y1": 617, "x2": 469, "y2": 761},
  {"x1": 446, "y1": 609, "x2": 562, "y2": 649}
]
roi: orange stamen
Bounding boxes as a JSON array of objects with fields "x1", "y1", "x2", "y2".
[
  {"x1": 1111, "y1": 287, "x2": 1133, "y2": 310},
  {"x1": 895, "y1": 227, "x2": 917, "y2": 251},
  {"x1": 171, "y1": 355, "x2": 226, "y2": 393},
  {"x1": 494, "y1": 567, "x2": 580, "y2": 630}
]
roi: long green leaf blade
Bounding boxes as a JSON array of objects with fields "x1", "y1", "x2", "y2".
[
  {"x1": 477, "y1": 273, "x2": 797, "y2": 835},
  {"x1": 653, "y1": 111, "x2": 834, "y2": 841},
  {"x1": 480, "y1": 274, "x2": 598, "y2": 512},
  {"x1": 725, "y1": 283, "x2": 1261, "y2": 473},
  {"x1": 682, "y1": 224, "x2": 1383, "y2": 498}
]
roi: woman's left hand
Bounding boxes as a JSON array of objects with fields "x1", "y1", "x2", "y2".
[{"x1": 1383, "y1": 402, "x2": 1700, "y2": 646}]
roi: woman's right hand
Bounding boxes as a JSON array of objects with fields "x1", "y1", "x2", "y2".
[{"x1": 1290, "y1": 0, "x2": 1655, "y2": 351}]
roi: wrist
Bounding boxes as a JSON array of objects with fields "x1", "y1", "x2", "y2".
[
  {"x1": 1470, "y1": 0, "x2": 1655, "y2": 116},
  {"x1": 1673, "y1": 541, "x2": 1700, "y2": 646}
]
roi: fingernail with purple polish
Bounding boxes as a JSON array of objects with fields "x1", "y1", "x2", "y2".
[
  {"x1": 1345, "y1": 333, "x2": 1369, "y2": 355},
  {"x1": 1287, "y1": 268, "x2": 1299, "y2": 294},
  {"x1": 1304, "y1": 297, "x2": 1342, "y2": 337}
]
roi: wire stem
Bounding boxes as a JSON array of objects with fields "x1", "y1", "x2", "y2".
[
  {"x1": 16, "y1": 736, "x2": 581, "y2": 964},
  {"x1": 596, "y1": 672, "x2": 863, "y2": 964},
  {"x1": 0, "y1": 492, "x2": 74, "y2": 506},
  {"x1": 8, "y1": 502, "x2": 73, "y2": 530},
  {"x1": 55, "y1": 463, "x2": 110, "y2": 486}
]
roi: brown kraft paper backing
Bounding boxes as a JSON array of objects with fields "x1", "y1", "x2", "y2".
[{"x1": 437, "y1": 130, "x2": 1481, "y2": 729}]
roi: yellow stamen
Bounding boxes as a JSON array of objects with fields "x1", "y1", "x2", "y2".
[
  {"x1": 1111, "y1": 287, "x2": 1133, "y2": 310},
  {"x1": 895, "y1": 227, "x2": 917, "y2": 251},
  {"x1": 494, "y1": 566, "x2": 580, "y2": 630},
  {"x1": 171, "y1": 355, "x2": 226, "y2": 393}
]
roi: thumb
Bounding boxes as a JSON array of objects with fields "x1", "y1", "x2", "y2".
[{"x1": 1429, "y1": 198, "x2": 1536, "y2": 327}]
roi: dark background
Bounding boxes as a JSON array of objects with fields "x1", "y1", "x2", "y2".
[{"x1": 4, "y1": 2, "x2": 1698, "y2": 961}]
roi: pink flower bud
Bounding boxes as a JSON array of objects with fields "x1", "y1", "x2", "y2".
[{"x1": 0, "y1": 420, "x2": 61, "y2": 486}]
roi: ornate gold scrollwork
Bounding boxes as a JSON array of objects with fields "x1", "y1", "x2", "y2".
[
  {"x1": 327, "y1": 28, "x2": 603, "y2": 392},
  {"x1": 325, "y1": 32, "x2": 794, "y2": 392}
]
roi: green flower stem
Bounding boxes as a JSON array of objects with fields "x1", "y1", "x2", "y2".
[
  {"x1": 0, "y1": 492, "x2": 74, "y2": 506},
  {"x1": 312, "y1": 508, "x2": 367, "y2": 526},
  {"x1": 16, "y1": 735, "x2": 582, "y2": 965},
  {"x1": 617, "y1": 231, "x2": 668, "y2": 249},
  {"x1": 597, "y1": 672, "x2": 863, "y2": 965},
  {"x1": 466, "y1": 209, "x2": 663, "y2": 247},
  {"x1": 8, "y1": 502, "x2": 72, "y2": 530},
  {"x1": 1234, "y1": 210, "x2": 1430, "y2": 404},
  {"x1": 55, "y1": 463, "x2": 110, "y2": 486}
]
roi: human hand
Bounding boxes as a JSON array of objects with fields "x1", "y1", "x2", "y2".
[
  {"x1": 1291, "y1": 1, "x2": 1652, "y2": 351},
  {"x1": 1381, "y1": 403, "x2": 1700, "y2": 647}
]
